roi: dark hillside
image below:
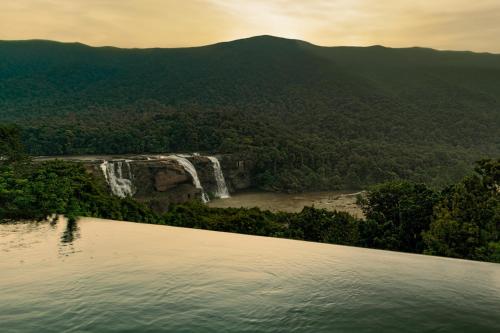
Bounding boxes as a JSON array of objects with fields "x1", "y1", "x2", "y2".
[{"x1": 1, "y1": 35, "x2": 499, "y2": 190}]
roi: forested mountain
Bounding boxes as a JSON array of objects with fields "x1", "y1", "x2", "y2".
[{"x1": 1, "y1": 35, "x2": 499, "y2": 190}]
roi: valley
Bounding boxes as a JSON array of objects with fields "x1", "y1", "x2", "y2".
[{"x1": 2, "y1": 36, "x2": 499, "y2": 191}]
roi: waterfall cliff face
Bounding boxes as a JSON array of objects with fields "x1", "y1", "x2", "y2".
[
  {"x1": 166, "y1": 155, "x2": 210, "y2": 203},
  {"x1": 100, "y1": 160, "x2": 135, "y2": 198},
  {"x1": 207, "y1": 156, "x2": 230, "y2": 199},
  {"x1": 97, "y1": 154, "x2": 232, "y2": 204}
]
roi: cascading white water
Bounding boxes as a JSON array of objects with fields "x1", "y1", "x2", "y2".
[
  {"x1": 207, "y1": 156, "x2": 230, "y2": 199},
  {"x1": 100, "y1": 160, "x2": 135, "y2": 198},
  {"x1": 118, "y1": 154, "x2": 229, "y2": 203},
  {"x1": 167, "y1": 155, "x2": 210, "y2": 203}
]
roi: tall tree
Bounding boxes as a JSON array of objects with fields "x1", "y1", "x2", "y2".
[
  {"x1": 423, "y1": 159, "x2": 500, "y2": 261},
  {"x1": 359, "y1": 181, "x2": 439, "y2": 253},
  {"x1": 0, "y1": 125, "x2": 26, "y2": 164}
]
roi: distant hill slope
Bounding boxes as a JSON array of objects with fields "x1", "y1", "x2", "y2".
[{"x1": 1, "y1": 35, "x2": 499, "y2": 190}]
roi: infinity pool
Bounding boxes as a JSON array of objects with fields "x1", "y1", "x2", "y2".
[{"x1": 1, "y1": 218, "x2": 499, "y2": 332}]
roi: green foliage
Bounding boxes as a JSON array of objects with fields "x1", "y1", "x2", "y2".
[
  {"x1": 423, "y1": 159, "x2": 500, "y2": 261},
  {"x1": 359, "y1": 181, "x2": 439, "y2": 253},
  {"x1": 163, "y1": 201, "x2": 285, "y2": 236},
  {"x1": 285, "y1": 207, "x2": 360, "y2": 245},
  {"x1": 162, "y1": 202, "x2": 361, "y2": 245},
  {"x1": 0, "y1": 160, "x2": 159, "y2": 223},
  {"x1": 1, "y1": 37, "x2": 499, "y2": 191},
  {"x1": 0, "y1": 125, "x2": 26, "y2": 164}
]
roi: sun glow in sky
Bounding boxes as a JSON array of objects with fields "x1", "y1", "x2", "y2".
[{"x1": 1, "y1": 0, "x2": 499, "y2": 52}]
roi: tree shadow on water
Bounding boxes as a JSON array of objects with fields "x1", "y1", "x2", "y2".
[{"x1": 59, "y1": 218, "x2": 81, "y2": 256}]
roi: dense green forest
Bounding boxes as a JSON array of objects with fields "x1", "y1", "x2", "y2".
[
  {"x1": 1, "y1": 36, "x2": 499, "y2": 190},
  {"x1": 1, "y1": 126, "x2": 499, "y2": 262}
]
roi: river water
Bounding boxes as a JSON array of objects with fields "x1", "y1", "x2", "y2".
[
  {"x1": 209, "y1": 191, "x2": 364, "y2": 218},
  {"x1": 1, "y1": 218, "x2": 499, "y2": 332}
]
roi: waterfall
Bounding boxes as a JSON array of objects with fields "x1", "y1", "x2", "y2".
[
  {"x1": 207, "y1": 156, "x2": 230, "y2": 199},
  {"x1": 167, "y1": 155, "x2": 210, "y2": 203},
  {"x1": 122, "y1": 154, "x2": 228, "y2": 203},
  {"x1": 100, "y1": 160, "x2": 135, "y2": 198}
]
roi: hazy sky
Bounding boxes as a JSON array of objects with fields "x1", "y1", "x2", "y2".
[{"x1": 1, "y1": 0, "x2": 499, "y2": 52}]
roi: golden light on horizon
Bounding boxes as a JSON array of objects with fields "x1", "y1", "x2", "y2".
[{"x1": 1, "y1": 0, "x2": 499, "y2": 53}]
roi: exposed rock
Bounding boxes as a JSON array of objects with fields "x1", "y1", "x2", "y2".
[
  {"x1": 189, "y1": 154, "x2": 256, "y2": 195},
  {"x1": 154, "y1": 170, "x2": 187, "y2": 191},
  {"x1": 219, "y1": 155, "x2": 255, "y2": 192},
  {"x1": 35, "y1": 153, "x2": 257, "y2": 212},
  {"x1": 130, "y1": 160, "x2": 200, "y2": 212},
  {"x1": 189, "y1": 156, "x2": 218, "y2": 196}
]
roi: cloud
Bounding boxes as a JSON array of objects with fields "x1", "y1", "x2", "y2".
[{"x1": 0, "y1": 0, "x2": 499, "y2": 52}]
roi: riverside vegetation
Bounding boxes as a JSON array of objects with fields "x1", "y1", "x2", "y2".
[{"x1": 1, "y1": 126, "x2": 499, "y2": 263}]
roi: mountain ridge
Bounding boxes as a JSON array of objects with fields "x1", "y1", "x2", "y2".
[{"x1": 1, "y1": 35, "x2": 499, "y2": 55}]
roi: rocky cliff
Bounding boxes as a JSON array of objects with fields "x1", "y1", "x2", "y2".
[{"x1": 53, "y1": 154, "x2": 256, "y2": 212}]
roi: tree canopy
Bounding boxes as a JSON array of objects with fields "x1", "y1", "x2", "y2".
[{"x1": 1, "y1": 36, "x2": 499, "y2": 190}]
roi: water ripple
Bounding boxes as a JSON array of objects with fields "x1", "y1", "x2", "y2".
[{"x1": 0, "y1": 218, "x2": 499, "y2": 333}]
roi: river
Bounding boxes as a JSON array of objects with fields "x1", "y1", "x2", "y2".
[{"x1": 209, "y1": 191, "x2": 365, "y2": 218}]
